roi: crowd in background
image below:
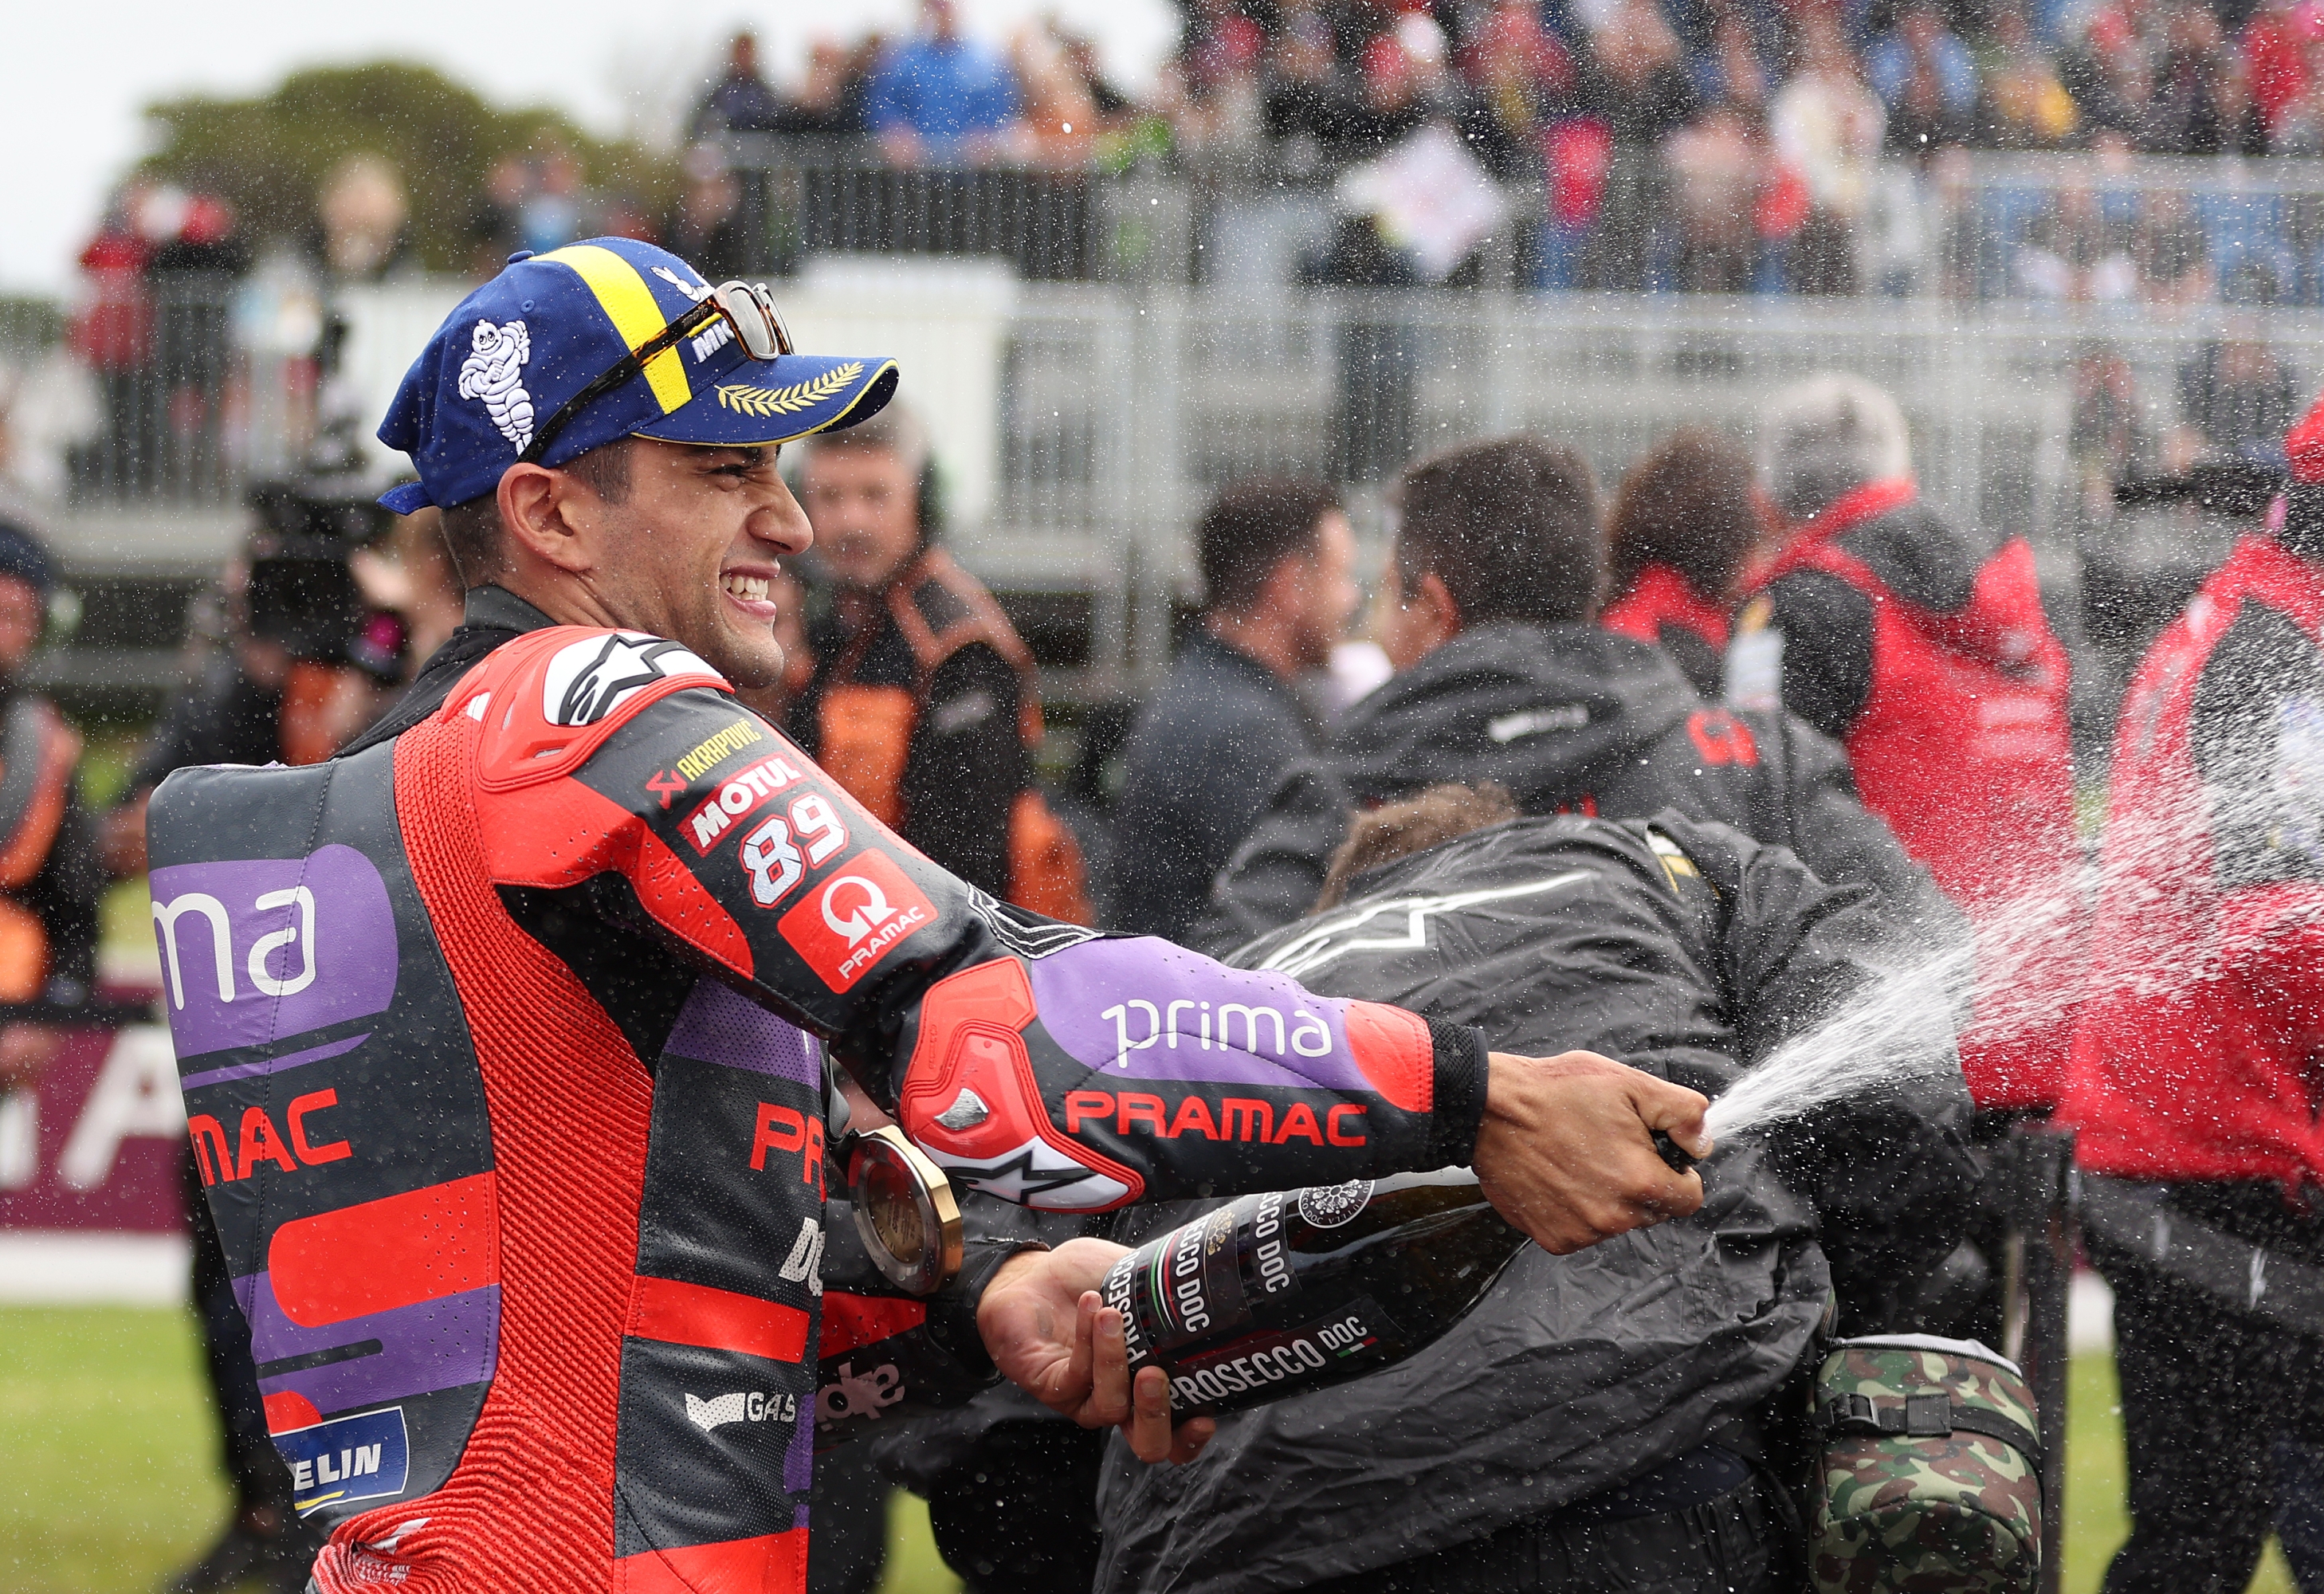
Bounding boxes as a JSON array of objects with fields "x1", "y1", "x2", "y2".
[{"x1": 10, "y1": 340, "x2": 2324, "y2": 1591}]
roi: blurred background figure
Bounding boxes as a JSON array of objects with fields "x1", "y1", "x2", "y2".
[
  {"x1": 2177, "y1": 330, "x2": 2303, "y2": 464},
  {"x1": 866, "y1": 0, "x2": 1023, "y2": 166},
  {"x1": 1734, "y1": 373, "x2": 2079, "y2": 1122},
  {"x1": 2063, "y1": 391, "x2": 2324, "y2": 1594},
  {"x1": 1870, "y1": 0, "x2": 1982, "y2": 153},
  {"x1": 0, "y1": 520, "x2": 100, "y2": 1098},
  {"x1": 789, "y1": 399, "x2": 1089, "y2": 921},
  {"x1": 1203, "y1": 434, "x2": 1938, "y2": 950},
  {"x1": 1772, "y1": 13, "x2": 1885, "y2": 293},
  {"x1": 1601, "y1": 426, "x2": 1764, "y2": 698},
  {"x1": 663, "y1": 145, "x2": 750, "y2": 281},
  {"x1": 1110, "y1": 479, "x2": 1355, "y2": 941},
  {"x1": 312, "y1": 154, "x2": 411, "y2": 282},
  {"x1": 690, "y1": 29, "x2": 788, "y2": 138}
]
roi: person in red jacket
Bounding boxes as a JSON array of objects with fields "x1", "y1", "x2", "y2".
[
  {"x1": 2061, "y1": 395, "x2": 2324, "y2": 1594},
  {"x1": 146, "y1": 238, "x2": 1712, "y2": 1594},
  {"x1": 1730, "y1": 372, "x2": 2081, "y2": 1114},
  {"x1": 1600, "y1": 426, "x2": 1761, "y2": 699}
]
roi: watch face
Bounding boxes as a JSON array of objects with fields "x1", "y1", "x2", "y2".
[{"x1": 846, "y1": 1127, "x2": 963, "y2": 1295}]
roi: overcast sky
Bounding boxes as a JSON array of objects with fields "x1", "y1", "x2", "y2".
[{"x1": 0, "y1": 0, "x2": 1176, "y2": 295}]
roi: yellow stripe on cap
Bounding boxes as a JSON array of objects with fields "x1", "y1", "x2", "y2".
[{"x1": 537, "y1": 244, "x2": 692, "y2": 415}]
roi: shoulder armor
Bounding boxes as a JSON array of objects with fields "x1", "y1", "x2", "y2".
[{"x1": 445, "y1": 627, "x2": 732, "y2": 791}]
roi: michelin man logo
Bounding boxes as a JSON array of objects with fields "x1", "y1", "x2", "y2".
[{"x1": 457, "y1": 320, "x2": 535, "y2": 453}]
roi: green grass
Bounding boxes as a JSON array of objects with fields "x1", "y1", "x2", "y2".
[
  {"x1": 0, "y1": 1307, "x2": 229, "y2": 1594},
  {"x1": 0, "y1": 1307, "x2": 2295, "y2": 1594},
  {"x1": 0, "y1": 1307, "x2": 959, "y2": 1594}
]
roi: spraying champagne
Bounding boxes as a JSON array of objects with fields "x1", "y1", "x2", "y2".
[{"x1": 1101, "y1": 1138, "x2": 1696, "y2": 1419}]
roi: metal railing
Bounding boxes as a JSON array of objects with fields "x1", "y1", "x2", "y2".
[
  {"x1": 22, "y1": 268, "x2": 2324, "y2": 696},
  {"x1": 718, "y1": 139, "x2": 2324, "y2": 304}
]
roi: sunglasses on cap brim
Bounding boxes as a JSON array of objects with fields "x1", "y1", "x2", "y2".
[{"x1": 519, "y1": 280, "x2": 794, "y2": 466}]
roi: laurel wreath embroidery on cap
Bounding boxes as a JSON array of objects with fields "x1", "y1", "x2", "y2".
[{"x1": 716, "y1": 363, "x2": 862, "y2": 418}]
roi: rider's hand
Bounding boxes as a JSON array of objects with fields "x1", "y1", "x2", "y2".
[
  {"x1": 976, "y1": 1239, "x2": 1216, "y2": 1466},
  {"x1": 1471, "y1": 1050, "x2": 1710, "y2": 1254}
]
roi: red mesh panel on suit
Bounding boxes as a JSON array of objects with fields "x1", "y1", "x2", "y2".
[{"x1": 312, "y1": 714, "x2": 655, "y2": 1592}]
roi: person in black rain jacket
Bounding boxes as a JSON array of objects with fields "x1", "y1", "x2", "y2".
[
  {"x1": 1099, "y1": 789, "x2": 1981, "y2": 1594},
  {"x1": 1194, "y1": 436, "x2": 1949, "y2": 953}
]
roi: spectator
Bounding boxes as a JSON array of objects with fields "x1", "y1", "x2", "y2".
[
  {"x1": 1602, "y1": 426, "x2": 1762, "y2": 697},
  {"x1": 1771, "y1": 12, "x2": 1886, "y2": 292},
  {"x1": 2242, "y1": 0, "x2": 2317, "y2": 138},
  {"x1": 1980, "y1": 6, "x2": 2081, "y2": 147},
  {"x1": 1258, "y1": 0, "x2": 1345, "y2": 148},
  {"x1": 789, "y1": 399, "x2": 1089, "y2": 920},
  {"x1": 1732, "y1": 372, "x2": 2080, "y2": 1111},
  {"x1": 465, "y1": 156, "x2": 529, "y2": 279},
  {"x1": 2131, "y1": 185, "x2": 2215, "y2": 302},
  {"x1": 1577, "y1": 0, "x2": 1700, "y2": 287},
  {"x1": 518, "y1": 147, "x2": 588, "y2": 255},
  {"x1": 313, "y1": 154, "x2": 410, "y2": 282},
  {"x1": 2016, "y1": 181, "x2": 2139, "y2": 300},
  {"x1": 2263, "y1": 14, "x2": 2324, "y2": 148},
  {"x1": 1054, "y1": 26, "x2": 1136, "y2": 130},
  {"x1": 1461, "y1": 0, "x2": 1579, "y2": 153},
  {"x1": 779, "y1": 40, "x2": 874, "y2": 137},
  {"x1": 69, "y1": 186, "x2": 154, "y2": 494},
  {"x1": 145, "y1": 191, "x2": 247, "y2": 490},
  {"x1": 661, "y1": 146, "x2": 751, "y2": 281},
  {"x1": 2060, "y1": 394, "x2": 2324, "y2": 1594},
  {"x1": 866, "y1": 0, "x2": 1024, "y2": 165},
  {"x1": 1162, "y1": 0, "x2": 1267, "y2": 151},
  {"x1": 1333, "y1": 26, "x2": 1441, "y2": 155},
  {"x1": 1694, "y1": 0, "x2": 1772, "y2": 116},
  {"x1": 1578, "y1": 0, "x2": 1701, "y2": 141},
  {"x1": 690, "y1": 30, "x2": 788, "y2": 138},
  {"x1": 2176, "y1": 334, "x2": 2302, "y2": 464},
  {"x1": 0, "y1": 520, "x2": 100, "y2": 1089},
  {"x1": 1110, "y1": 480, "x2": 1356, "y2": 942},
  {"x1": 1663, "y1": 100, "x2": 1774, "y2": 289},
  {"x1": 1868, "y1": 0, "x2": 1981, "y2": 151},
  {"x1": 1198, "y1": 434, "x2": 1941, "y2": 948},
  {"x1": 2063, "y1": 0, "x2": 2166, "y2": 143},
  {"x1": 2145, "y1": 0, "x2": 2258, "y2": 151},
  {"x1": 1011, "y1": 24, "x2": 1100, "y2": 165}
]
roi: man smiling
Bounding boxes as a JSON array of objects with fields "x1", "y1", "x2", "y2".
[{"x1": 144, "y1": 239, "x2": 1712, "y2": 1594}]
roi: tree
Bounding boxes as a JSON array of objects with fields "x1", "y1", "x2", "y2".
[{"x1": 138, "y1": 62, "x2": 673, "y2": 273}]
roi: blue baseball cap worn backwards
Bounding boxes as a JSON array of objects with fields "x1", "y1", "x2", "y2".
[{"x1": 378, "y1": 238, "x2": 898, "y2": 514}]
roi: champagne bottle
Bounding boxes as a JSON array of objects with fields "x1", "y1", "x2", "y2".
[
  {"x1": 1102, "y1": 1137, "x2": 1698, "y2": 1418},
  {"x1": 1100, "y1": 1169, "x2": 1522, "y2": 1417}
]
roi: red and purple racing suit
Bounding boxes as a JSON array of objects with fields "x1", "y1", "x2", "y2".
[{"x1": 147, "y1": 618, "x2": 1489, "y2": 1594}]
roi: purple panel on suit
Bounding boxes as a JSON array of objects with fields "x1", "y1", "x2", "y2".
[
  {"x1": 180, "y1": 1033, "x2": 368, "y2": 1091},
  {"x1": 1024, "y1": 938, "x2": 1371, "y2": 1092},
  {"x1": 236, "y1": 1269, "x2": 500, "y2": 1415},
  {"x1": 785, "y1": 1390, "x2": 815, "y2": 1494},
  {"x1": 150, "y1": 845, "x2": 398, "y2": 1059},
  {"x1": 663, "y1": 980, "x2": 819, "y2": 1087}
]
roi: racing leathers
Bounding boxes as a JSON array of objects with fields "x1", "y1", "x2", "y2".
[{"x1": 146, "y1": 591, "x2": 1492, "y2": 1594}]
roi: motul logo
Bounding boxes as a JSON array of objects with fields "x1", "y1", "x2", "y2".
[{"x1": 777, "y1": 850, "x2": 936, "y2": 992}]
